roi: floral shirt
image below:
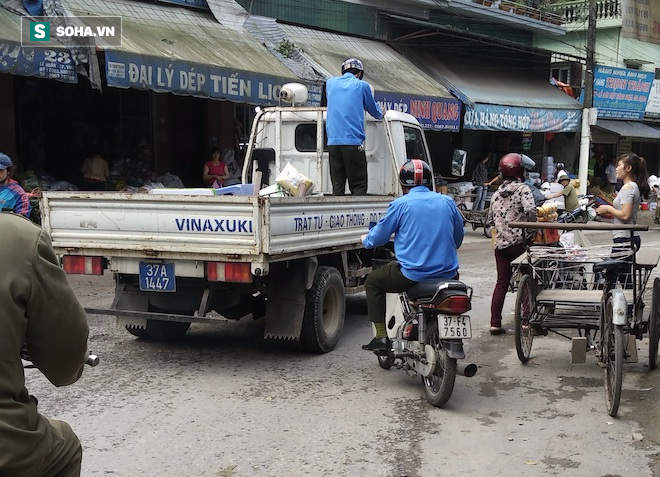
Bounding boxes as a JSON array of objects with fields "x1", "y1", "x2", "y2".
[{"x1": 487, "y1": 180, "x2": 538, "y2": 250}]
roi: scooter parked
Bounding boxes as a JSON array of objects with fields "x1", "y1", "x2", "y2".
[{"x1": 369, "y1": 258, "x2": 477, "y2": 408}]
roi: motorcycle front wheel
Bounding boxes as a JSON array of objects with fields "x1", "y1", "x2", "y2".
[{"x1": 421, "y1": 319, "x2": 457, "y2": 408}]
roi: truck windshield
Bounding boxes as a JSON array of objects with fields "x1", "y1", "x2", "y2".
[{"x1": 403, "y1": 126, "x2": 428, "y2": 164}]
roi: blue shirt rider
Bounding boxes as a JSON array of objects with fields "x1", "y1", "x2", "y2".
[{"x1": 359, "y1": 159, "x2": 464, "y2": 350}]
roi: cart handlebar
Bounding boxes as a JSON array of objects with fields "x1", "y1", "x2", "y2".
[{"x1": 509, "y1": 221, "x2": 649, "y2": 232}]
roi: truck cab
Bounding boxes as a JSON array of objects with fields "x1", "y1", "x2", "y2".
[{"x1": 243, "y1": 105, "x2": 432, "y2": 196}]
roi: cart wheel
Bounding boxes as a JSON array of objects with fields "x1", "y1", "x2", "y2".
[
  {"x1": 471, "y1": 222, "x2": 479, "y2": 231},
  {"x1": 602, "y1": 294, "x2": 624, "y2": 417},
  {"x1": 484, "y1": 225, "x2": 493, "y2": 239},
  {"x1": 514, "y1": 274, "x2": 536, "y2": 363},
  {"x1": 649, "y1": 278, "x2": 660, "y2": 370},
  {"x1": 457, "y1": 203, "x2": 468, "y2": 227}
]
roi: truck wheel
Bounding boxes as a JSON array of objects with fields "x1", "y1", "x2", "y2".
[
  {"x1": 125, "y1": 320, "x2": 191, "y2": 341},
  {"x1": 300, "y1": 266, "x2": 345, "y2": 353}
]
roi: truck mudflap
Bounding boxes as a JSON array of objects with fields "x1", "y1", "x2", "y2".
[{"x1": 263, "y1": 259, "x2": 315, "y2": 340}]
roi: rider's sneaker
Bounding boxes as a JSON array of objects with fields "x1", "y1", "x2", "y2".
[{"x1": 362, "y1": 337, "x2": 390, "y2": 351}]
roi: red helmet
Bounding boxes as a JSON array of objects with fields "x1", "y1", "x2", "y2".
[
  {"x1": 498, "y1": 153, "x2": 525, "y2": 180},
  {"x1": 399, "y1": 159, "x2": 432, "y2": 187}
]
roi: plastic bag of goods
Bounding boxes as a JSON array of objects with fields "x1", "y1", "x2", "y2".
[{"x1": 276, "y1": 163, "x2": 314, "y2": 196}]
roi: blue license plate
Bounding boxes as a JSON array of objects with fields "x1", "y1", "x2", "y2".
[{"x1": 139, "y1": 262, "x2": 176, "y2": 292}]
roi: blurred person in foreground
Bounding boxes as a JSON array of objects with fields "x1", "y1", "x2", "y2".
[{"x1": 0, "y1": 211, "x2": 90, "y2": 476}]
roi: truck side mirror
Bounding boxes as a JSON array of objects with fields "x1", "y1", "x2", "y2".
[{"x1": 452, "y1": 149, "x2": 467, "y2": 177}]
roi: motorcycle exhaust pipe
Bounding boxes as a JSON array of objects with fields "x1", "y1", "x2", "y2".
[{"x1": 457, "y1": 362, "x2": 478, "y2": 378}]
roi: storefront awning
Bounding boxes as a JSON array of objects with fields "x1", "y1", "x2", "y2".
[
  {"x1": 274, "y1": 23, "x2": 463, "y2": 132},
  {"x1": 594, "y1": 120, "x2": 660, "y2": 140},
  {"x1": 0, "y1": 7, "x2": 78, "y2": 83},
  {"x1": 397, "y1": 47, "x2": 583, "y2": 133},
  {"x1": 62, "y1": 0, "x2": 301, "y2": 105}
]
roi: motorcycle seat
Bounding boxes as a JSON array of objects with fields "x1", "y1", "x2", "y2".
[
  {"x1": 593, "y1": 260, "x2": 631, "y2": 277},
  {"x1": 407, "y1": 279, "x2": 467, "y2": 301}
]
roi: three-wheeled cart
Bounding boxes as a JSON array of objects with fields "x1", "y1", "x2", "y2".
[
  {"x1": 509, "y1": 222, "x2": 660, "y2": 417},
  {"x1": 451, "y1": 193, "x2": 492, "y2": 237}
]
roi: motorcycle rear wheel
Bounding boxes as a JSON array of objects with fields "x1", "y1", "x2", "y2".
[{"x1": 421, "y1": 319, "x2": 457, "y2": 408}]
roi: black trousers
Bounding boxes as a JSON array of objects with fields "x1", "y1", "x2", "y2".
[
  {"x1": 365, "y1": 261, "x2": 417, "y2": 324},
  {"x1": 328, "y1": 145, "x2": 367, "y2": 195}
]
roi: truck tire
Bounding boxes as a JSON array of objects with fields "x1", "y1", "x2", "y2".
[
  {"x1": 125, "y1": 320, "x2": 191, "y2": 341},
  {"x1": 300, "y1": 266, "x2": 345, "y2": 353}
]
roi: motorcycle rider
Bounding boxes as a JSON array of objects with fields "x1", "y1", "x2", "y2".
[
  {"x1": 0, "y1": 212, "x2": 90, "y2": 476},
  {"x1": 545, "y1": 170, "x2": 578, "y2": 215},
  {"x1": 360, "y1": 159, "x2": 464, "y2": 350}
]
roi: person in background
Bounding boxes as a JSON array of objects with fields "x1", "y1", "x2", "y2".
[
  {"x1": 545, "y1": 170, "x2": 578, "y2": 214},
  {"x1": 0, "y1": 211, "x2": 90, "y2": 476},
  {"x1": 596, "y1": 152, "x2": 648, "y2": 250},
  {"x1": 202, "y1": 147, "x2": 229, "y2": 187},
  {"x1": 360, "y1": 159, "x2": 463, "y2": 350},
  {"x1": 221, "y1": 148, "x2": 242, "y2": 186},
  {"x1": 591, "y1": 144, "x2": 609, "y2": 187},
  {"x1": 486, "y1": 153, "x2": 538, "y2": 335},
  {"x1": 603, "y1": 154, "x2": 617, "y2": 193},
  {"x1": 81, "y1": 149, "x2": 110, "y2": 191},
  {"x1": 471, "y1": 154, "x2": 493, "y2": 211},
  {"x1": 324, "y1": 58, "x2": 383, "y2": 196},
  {"x1": 0, "y1": 153, "x2": 31, "y2": 217}
]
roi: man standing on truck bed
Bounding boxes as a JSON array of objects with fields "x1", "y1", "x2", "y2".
[{"x1": 324, "y1": 58, "x2": 383, "y2": 196}]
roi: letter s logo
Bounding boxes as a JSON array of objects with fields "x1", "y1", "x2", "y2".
[{"x1": 34, "y1": 24, "x2": 46, "y2": 39}]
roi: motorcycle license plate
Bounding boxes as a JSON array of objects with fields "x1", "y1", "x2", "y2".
[
  {"x1": 438, "y1": 315, "x2": 472, "y2": 339},
  {"x1": 139, "y1": 262, "x2": 176, "y2": 292}
]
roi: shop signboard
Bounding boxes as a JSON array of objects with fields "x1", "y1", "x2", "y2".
[
  {"x1": 593, "y1": 65, "x2": 654, "y2": 120},
  {"x1": 463, "y1": 104, "x2": 581, "y2": 132},
  {"x1": 105, "y1": 50, "x2": 301, "y2": 105},
  {"x1": 0, "y1": 41, "x2": 77, "y2": 83},
  {"x1": 373, "y1": 93, "x2": 462, "y2": 132},
  {"x1": 621, "y1": 0, "x2": 660, "y2": 45},
  {"x1": 646, "y1": 78, "x2": 660, "y2": 119}
]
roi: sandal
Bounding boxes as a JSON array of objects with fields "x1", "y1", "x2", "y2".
[{"x1": 490, "y1": 326, "x2": 506, "y2": 335}]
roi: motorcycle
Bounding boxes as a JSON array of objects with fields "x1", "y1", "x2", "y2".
[
  {"x1": 557, "y1": 195, "x2": 597, "y2": 224},
  {"x1": 369, "y1": 257, "x2": 477, "y2": 408}
]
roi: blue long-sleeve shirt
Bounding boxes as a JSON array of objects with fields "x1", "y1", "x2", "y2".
[
  {"x1": 325, "y1": 73, "x2": 383, "y2": 146},
  {"x1": 362, "y1": 186, "x2": 463, "y2": 281}
]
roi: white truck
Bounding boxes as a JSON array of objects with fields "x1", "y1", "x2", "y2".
[{"x1": 41, "y1": 86, "x2": 437, "y2": 353}]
